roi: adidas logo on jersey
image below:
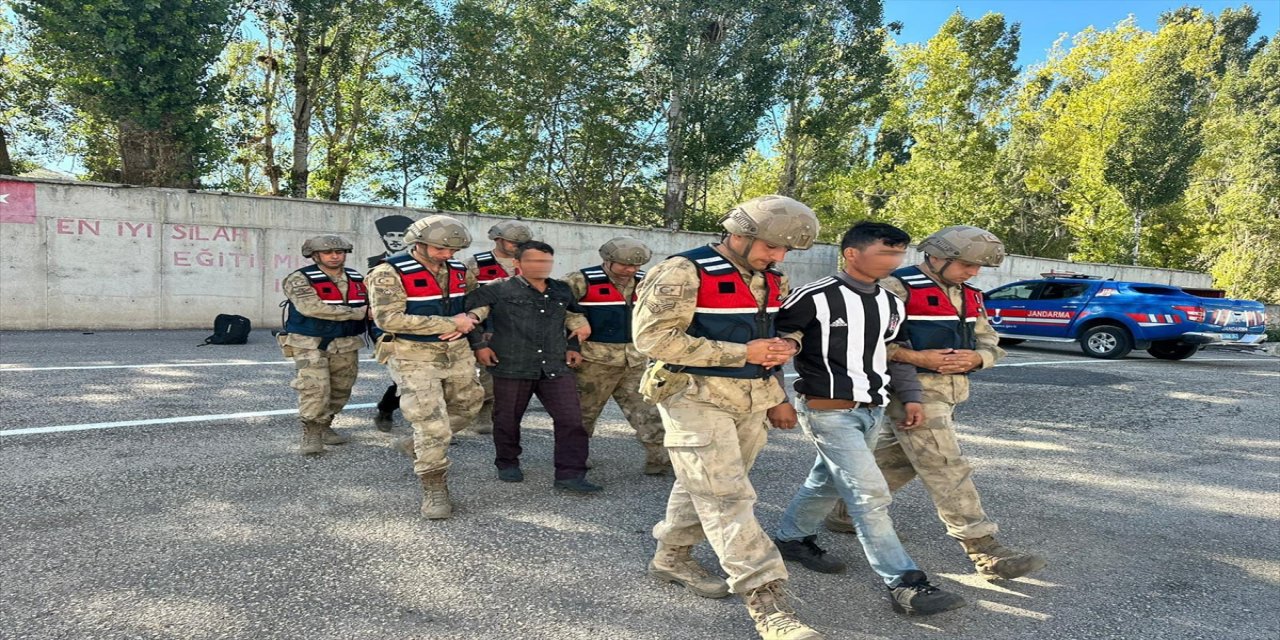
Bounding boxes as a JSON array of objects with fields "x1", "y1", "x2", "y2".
[{"x1": 829, "y1": 318, "x2": 848, "y2": 328}]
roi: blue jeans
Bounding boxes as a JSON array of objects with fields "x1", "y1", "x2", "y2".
[{"x1": 776, "y1": 396, "x2": 918, "y2": 587}]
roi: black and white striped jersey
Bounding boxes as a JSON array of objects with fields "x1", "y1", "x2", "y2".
[{"x1": 776, "y1": 275, "x2": 905, "y2": 405}]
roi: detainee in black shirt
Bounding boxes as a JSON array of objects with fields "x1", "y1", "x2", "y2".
[{"x1": 464, "y1": 241, "x2": 603, "y2": 494}]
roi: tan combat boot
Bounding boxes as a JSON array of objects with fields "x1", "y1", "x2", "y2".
[
  {"x1": 419, "y1": 471, "x2": 452, "y2": 519},
  {"x1": 319, "y1": 420, "x2": 350, "y2": 445},
  {"x1": 300, "y1": 421, "x2": 325, "y2": 455},
  {"x1": 642, "y1": 444, "x2": 672, "y2": 476},
  {"x1": 743, "y1": 580, "x2": 824, "y2": 640},
  {"x1": 960, "y1": 535, "x2": 1046, "y2": 580},
  {"x1": 648, "y1": 542, "x2": 730, "y2": 599}
]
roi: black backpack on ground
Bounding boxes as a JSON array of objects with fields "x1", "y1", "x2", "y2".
[{"x1": 201, "y1": 314, "x2": 251, "y2": 345}]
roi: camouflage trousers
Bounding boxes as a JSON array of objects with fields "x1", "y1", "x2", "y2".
[
  {"x1": 290, "y1": 348, "x2": 359, "y2": 425},
  {"x1": 475, "y1": 366, "x2": 495, "y2": 427},
  {"x1": 652, "y1": 393, "x2": 788, "y2": 594},
  {"x1": 575, "y1": 359, "x2": 665, "y2": 445},
  {"x1": 389, "y1": 357, "x2": 484, "y2": 477},
  {"x1": 873, "y1": 398, "x2": 999, "y2": 540}
]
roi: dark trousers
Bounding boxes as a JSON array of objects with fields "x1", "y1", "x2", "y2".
[
  {"x1": 491, "y1": 374, "x2": 589, "y2": 480},
  {"x1": 378, "y1": 384, "x2": 400, "y2": 413}
]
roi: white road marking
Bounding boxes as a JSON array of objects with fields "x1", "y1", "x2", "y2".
[
  {"x1": 0, "y1": 403, "x2": 378, "y2": 437},
  {"x1": 0, "y1": 356, "x2": 1273, "y2": 438},
  {"x1": 0, "y1": 360, "x2": 377, "y2": 372},
  {"x1": 998, "y1": 357, "x2": 1272, "y2": 367}
]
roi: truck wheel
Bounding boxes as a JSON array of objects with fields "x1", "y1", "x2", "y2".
[
  {"x1": 1080, "y1": 325, "x2": 1132, "y2": 359},
  {"x1": 998, "y1": 338, "x2": 1026, "y2": 346},
  {"x1": 1146, "y1": 341, "x2": 1199, "y2": 360}
]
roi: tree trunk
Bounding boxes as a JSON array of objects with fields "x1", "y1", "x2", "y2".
[
  {"x1": 117, "y1": 119, "x2": 195, "y2": 188},
  {"x1": 261, "y1": 49, "x2": 282, "y2": 196},
  {"x1": 662, "y1": 87, "x2": 686, "y2": 230},
  {"x1": 0, "y1": 126, "x2": 13, "y2": 175},
  {"x1": 289, "y1": 21, "x2": 313, "y2": 198},
  {"x1": 1131, "y1": 209, "x2": 1145, "y2": 265}
]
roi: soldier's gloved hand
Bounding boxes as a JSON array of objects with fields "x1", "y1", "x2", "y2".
[
  {"x1": 476, "y1": 347, "x2": 499, "y2": 367},
  {"x1": 899, "y1": 402, "x2": 925, "y2": 430},
  {"x1": 767, "y1": 402, "x2": 799, "y2": 430}
]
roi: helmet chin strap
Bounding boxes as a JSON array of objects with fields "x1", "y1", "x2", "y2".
[
  {"x1": 926, "y1": 256, "x2": 960, "y2": 286},
  {"x1": 722, "y1": 233, "x2": 759, "y2": 271}
]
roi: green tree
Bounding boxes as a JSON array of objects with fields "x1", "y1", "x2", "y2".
[
  {"x1": 631, "y1": 0, "x2": 792, "y2": 229},
  {"x1": 770, "y1": 0, "x2": 892, "y2": 204},
  {"x1": 14, "y1": 0, "x2": 237, "y2": 187},
  {"x1": 1189, "y1": 33, "x2": 1279, "y2": 302},
  {"x1": 872, "y1": 12, "x2": 1021, "y2": 239}
]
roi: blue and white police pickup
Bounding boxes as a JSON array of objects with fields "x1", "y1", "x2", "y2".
[{"x1": 982, "y1": 273, "x2": 1268, "y2": 359}]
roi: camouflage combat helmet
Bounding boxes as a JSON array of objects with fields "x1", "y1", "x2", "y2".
[
  {"x1": 405, "y1": 215, "x2": 472, "y2": 249},
  {"x1": 918, "y1": 225, "x2": 1005, "y2": 267},
  {"x1": 487, "y1": 220, "x2": 533, "y2": 243},
  {"x1": 301, "y1": 234, "x2": 353, "y2": 258},
  {"x1": 720, "y1": 195, "x2": 820, "y2": 250},
  {"x1": 599, "y1": 237, "x2": 652, "y2": 266}
]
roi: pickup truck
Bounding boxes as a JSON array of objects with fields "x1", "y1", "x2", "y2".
[{"x1": 981, "y1": 274, "x2": 1268, "y2": 359}]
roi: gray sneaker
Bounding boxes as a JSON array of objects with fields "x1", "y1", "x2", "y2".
[{"x1": 889, "y1": 571, "x2": 966, "y2": 616}]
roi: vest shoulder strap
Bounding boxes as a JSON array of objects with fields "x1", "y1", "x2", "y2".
[
  {"x1": 676, "y1": 245, "x2": 736, "y2": 275},
  {"x1": 475, "y1": 251, "x2": 497, "y2": 266},
  {"x1": 581, "y1": 266, "x2": 609, "y2": 283},
  {"x1": 894, "y1": 266, "x2": 934, "y2": 289},
  {"x1": 344, "y1": 268, "x2": 364, "y2": 282},
  {"x1": 386, "y1": 253, "x2": 425, "y2": 274},
  {"x1": 298, "y1": 264, "x2": 328, "y2": 282},
  {"x1": 446, "y1": 259, "x2": 467, "y2": 272}
]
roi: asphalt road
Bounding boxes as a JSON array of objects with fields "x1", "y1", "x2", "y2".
[{"x1": 1, "y1": 331, "x2": 1277, "y2": 640}]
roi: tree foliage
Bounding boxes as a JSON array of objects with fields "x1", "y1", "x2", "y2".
[{"x1": 4, "y1": 2, "x2": 1277, "y2": 300}]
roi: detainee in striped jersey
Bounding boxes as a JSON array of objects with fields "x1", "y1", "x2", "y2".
[{"x1": 770, "y1": 222, "x2": 966, "y2": 616}]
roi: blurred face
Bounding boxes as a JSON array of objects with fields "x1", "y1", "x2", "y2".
[
  {"x1": 514, "y1": 248, "x2": 555, "y2": 279},
  {"x1": 727, "y1": 234, "x2": 788, "y2": 271},
  {"x1": 929, "y1": 256, "x2": 983, "y2": 285},
  {"x1": 313, "y1": 249, "x2": 348, "y2": 269},
  {"x1": 494, "y1": 238, "x2": 520, "y2": 258},
  {"x1": 604, "y1": 261, "x2": 639, "y2": 280},
  {"x1": 844, "y1": 240, "x2": 908, "y2": 281},
  {"x1": 413, "y1": 243, "x2": 458, "y2": 266},
  {"x1": 382, "y1": 230, "x2": 406, "y2": 252}
]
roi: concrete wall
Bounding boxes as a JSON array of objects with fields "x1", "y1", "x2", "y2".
[{"x1": 0, "y1": 177, "x2": 1215, "y2": 330}]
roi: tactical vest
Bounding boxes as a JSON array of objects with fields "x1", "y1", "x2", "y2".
[
  {"x1": 893, "y1": 265, "x2": 984, "y2": 372},
  {"x1": 283, "y1": 265, "x2": 368, "y2": 338},
  {"x1": 676, "y1": 245, "x2": 782, "y2": 379},
  {"x1": 384, "y1": 252, "x2": 469, "y2": 343},
  {"x1": 577, "y1": 266, "x2": 644, "y2": 344},
  {"x1": 473, "y1": 251, "x2": 511, "y2": 283}
]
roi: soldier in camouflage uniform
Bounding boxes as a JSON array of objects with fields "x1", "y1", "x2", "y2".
[
  {"x1": 634, "y1": 196, "x2": 825, "y2": 640},
  {"x1": 280, "y1": 235, "x2": 369, "y2": 455},
  {"x1": 564, "y1": 237, "x2": 671, "y2": 476},
  {"x1": 825, "y1": 225, "x2": 1047, "y2": 581},
  {"x1": 462, "y1": 220, "x2": 534, "y2": 434},
  {"x1": 367, "y1": 216, "x2": 487, "y2": 520}
]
